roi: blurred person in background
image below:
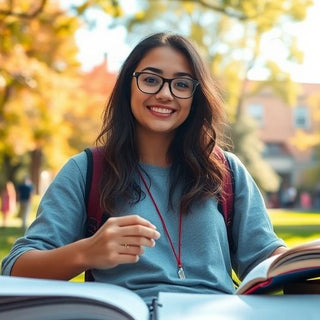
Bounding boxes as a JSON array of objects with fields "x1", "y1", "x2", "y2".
[
  {"x1": 1, "y1": 181, "x2": 16, "y2": 228},
  {"x1": 17, "y1": 177, "x2": 34, "y2": 231}
]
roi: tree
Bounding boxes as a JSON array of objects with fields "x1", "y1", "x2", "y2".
[{"x1": 0, "y1": 0, "x2": 120, "y2": 190}]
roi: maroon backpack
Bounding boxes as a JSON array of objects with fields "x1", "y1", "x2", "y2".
[{"x1": 84, "y1": 147, "x2": 235, "y2": 281}]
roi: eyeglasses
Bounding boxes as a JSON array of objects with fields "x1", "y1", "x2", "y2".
[{"x1": 132, "y1": 71, "x2": 199, "y2": 99}]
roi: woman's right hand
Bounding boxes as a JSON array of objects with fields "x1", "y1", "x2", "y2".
[
  {"x1": 82, "y1": 215, "x2": 161, "y2": 270},
  {"x1": 11, "y1": 215, "x2": 160, "y2": 280}
]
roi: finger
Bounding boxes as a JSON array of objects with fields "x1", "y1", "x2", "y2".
[
  {"x1": 119, "y1": 243, "x2": 144, "y2": 255},
  {"x1": 120, "y1": 225, "x2": 160, "y2": 240},
  {"x1": 113, "y1": 215, "x2": 158, "y2": 229},
  {"x1": 116, "y1": 253, "x2": 140, "y2": 265},
  {"x1": 121, "y1": 236, "x2": 156, "y2": 248}
]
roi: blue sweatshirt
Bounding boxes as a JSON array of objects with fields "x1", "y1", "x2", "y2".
[{"x1": 1, "y1": 151, "x2": 284, "y2": 303}]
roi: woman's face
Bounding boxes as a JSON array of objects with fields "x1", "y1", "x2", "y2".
[{"x1": 131, "y1": 46, "x2": 195, "y2": 139}]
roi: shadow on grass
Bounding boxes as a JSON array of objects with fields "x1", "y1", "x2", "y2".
[
  {"x1": 275, "y1": 223, "x2": 320, "y2": 234},
  {"x1": 275, "y1": 224, "x2": 320, "y2": 234}
]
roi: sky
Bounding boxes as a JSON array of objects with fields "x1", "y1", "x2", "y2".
[
  {"x1": 280, "y1": 0, "x2": 320, "y2": 83},
  {"x1": 73, "y1": 1, "x2": 320, "y2": 84}
]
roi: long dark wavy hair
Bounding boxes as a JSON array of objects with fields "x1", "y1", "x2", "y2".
[{"x1": 96, "y1": 32, "x2": 228, "y2": 215}]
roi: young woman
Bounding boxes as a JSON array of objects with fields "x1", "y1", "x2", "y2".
[{"x1": 2, "y1": 32, "x2": 286, "y2": 304}]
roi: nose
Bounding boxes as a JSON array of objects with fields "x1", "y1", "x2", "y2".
[{"x1": 155, "y1": 81, "x2": 174, "y2": 100}]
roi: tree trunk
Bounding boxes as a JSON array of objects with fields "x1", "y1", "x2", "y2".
[{"x1": 30, "y1": 148, "x2": 43, "y2": 194}]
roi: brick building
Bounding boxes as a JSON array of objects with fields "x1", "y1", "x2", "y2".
[
  {"x1": 82, "y1": 54, "x2": 117, "y2": 96},
  {"x1": 243, "y1": 82, "x2": 319, "y2": 188}
]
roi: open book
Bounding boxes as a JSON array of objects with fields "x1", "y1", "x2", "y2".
[
  {"x1": 0, "y1": 276, "x2": 320, "y2": 320},
  {"x1": 236, "y1": 238, "x2": 320, "y2": 294},
  {"x1": 0, "y1": 276, "x2": 149, "y2": 320}
]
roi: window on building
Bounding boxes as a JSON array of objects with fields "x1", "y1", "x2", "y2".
[
  {"x1": 247, "y1": 103, "x2": 264, "y2": 126},
  {"x1": 263, "y1": 143, "x2": 289, "y2": 157},
  {"x1": 294, "y1": 105, "x2": 309, "y2": 129}
]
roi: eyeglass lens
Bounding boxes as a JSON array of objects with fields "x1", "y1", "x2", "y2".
[{"x1": 135, "y1": 72, "x2": 197, "y2": 99}]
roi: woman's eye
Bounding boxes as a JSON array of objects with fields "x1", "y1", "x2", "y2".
[
  {"x1": 175, "y1": 79, "x2": 191, "y2": 89},
  {"x1": 143, "y1": 76, "x2": 160, "y2": 85}
]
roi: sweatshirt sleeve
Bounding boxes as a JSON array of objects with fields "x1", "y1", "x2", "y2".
[
  {"x1": 1, "y1": 152, "x2": 88, "y2": 275},
  {"x1": 225, "y1": 152, "x2": 286, "y2": 280}
]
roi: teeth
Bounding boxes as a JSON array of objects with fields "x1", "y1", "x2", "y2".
[{"x1": 150, "y1": 106, "x2": 173, "y2": 114}]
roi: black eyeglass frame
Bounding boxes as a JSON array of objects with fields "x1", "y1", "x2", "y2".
[{"x1": 132, "y1": 71, "x2": 199, "y2": 99}]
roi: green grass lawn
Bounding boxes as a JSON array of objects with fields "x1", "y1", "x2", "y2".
[{"x1": 1, "y1": 209, "x2": 320, "y2": 280}]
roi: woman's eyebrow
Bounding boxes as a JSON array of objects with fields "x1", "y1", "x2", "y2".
[
  {"x1": 174, "y1": 71, "x2": 194, "y2": 78},
  {"x1": 140, "y1": 67, "x2": 194, "y2": 78},
  {"x1": 141, "y1": 67, "x2": 162, "y2": 74}
]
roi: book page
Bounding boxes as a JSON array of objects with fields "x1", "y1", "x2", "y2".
[
  {"x1": 271, "y1": 239, "x2": 320, "y2": 267},
  {"x1": 235, "y1": 255, "x2": 279, "y2": 294},
  {"x1": 157, "y1": 292, "x2": 320, "y2": 320},
  {"x1": 236, "y1": 239, "x2": 320, "y2": 294},
  {"x1": 269, "y1": 258, "x2": 320, "y2": 278},
  {"x1": 0, "y1": 276, "x2": 149, "y2": 320}
]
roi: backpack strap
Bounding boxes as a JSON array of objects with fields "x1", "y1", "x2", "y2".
[
  {"x1": 214, "y1": 147, "x2": 235, "y2": 252},
  {"x1": 84, "y1": 146, "x2": 235, "y2": 280},
  {"x1": 84, "y1": 147, "x2": 105, "y2": 238},
  {"x1": 214, "y1": 147, "x2": 238, "y2": 288},
  {"x1": 84, "y1": 147, "x2": 106, "y2": 282}
]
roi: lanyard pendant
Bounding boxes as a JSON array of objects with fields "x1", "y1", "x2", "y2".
[{"x1": 178, "y1": 266, "x2": 186, "y2": 280}]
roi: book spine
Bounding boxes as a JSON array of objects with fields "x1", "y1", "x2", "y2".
[{"x1": 149, "y1": 298, "x2": 162, "y2": 320}]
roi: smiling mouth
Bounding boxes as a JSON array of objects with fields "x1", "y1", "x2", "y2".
[{"x1": 149, "y1": 106, "x2": 175, "y2": 114}]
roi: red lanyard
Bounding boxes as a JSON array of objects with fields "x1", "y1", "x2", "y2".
[{"x1": 138, "y1": 169, "x2": 186, "y2": 279}]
